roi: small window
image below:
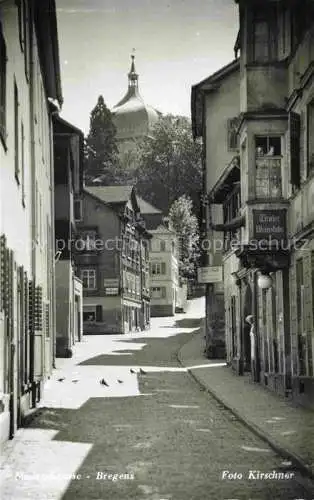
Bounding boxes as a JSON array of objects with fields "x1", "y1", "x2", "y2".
[
  {"x1": 227, "y1": 118, "x2": 239, "y2": 151},
  {"x1": 151, "y1": 286, "x2": 166, "y2": 299},
  {"x1": 78, "y1": 230, "x2": 97, "y2": 252},
  {"x1": 255, "y1": 136, "x2": 281, "y2": 157},
  {"x1": 81, "y1": 269, "x2": 96, "y2": 290},
  {"x1": 151, "y1": 262, "x2": 166, "y2": 275},
  {"x1": 83, "y1": 307, "x2": 96, "y2": 322},
  {"x1": 252, "y1": 6, "x2": 277, "y2": 63}
]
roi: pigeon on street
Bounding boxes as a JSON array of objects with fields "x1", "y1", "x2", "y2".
[
  {"x1": 100, "y1": 379, "x2": 109, "y2": 386},
  {"x1": 139, "y1": 368, "x2": 147, "y2": 375},
  {"x1": 57, "y1": 377, "x2": 65, "y2": 382},
  {"x1": 117, "y1": 380, "x2": 123, "y2": 384},
  {"x1": 130, "y1": 369, "x2": 136, "y2": 374}
]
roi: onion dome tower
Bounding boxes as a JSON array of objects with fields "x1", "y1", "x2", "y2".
[{"x1": 112, "y1": 55, "x2": 159, "y2": 151}]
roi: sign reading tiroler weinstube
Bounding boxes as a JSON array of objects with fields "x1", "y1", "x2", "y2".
[{"x1": 253, "y1": 210, "x2": 286, "y2": 241}]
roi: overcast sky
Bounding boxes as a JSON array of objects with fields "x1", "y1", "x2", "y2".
[{"x1": 56, "y1": 0, "x2": 238, "y2": 134}]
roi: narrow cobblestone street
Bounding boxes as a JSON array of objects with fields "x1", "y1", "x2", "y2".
[{"x1": 1, "y1": 299, "x2": 314, "y2": 500}]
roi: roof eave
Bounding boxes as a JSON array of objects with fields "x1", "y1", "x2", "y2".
[
  {"x1": 35, "y1": 0, "x2": 63, "y2": 107},
  {"x1": 191, "y1": 59, "x2": 240, "y2": 139},
  {"x1": 209, "y1": 156, "x2": 240, "y2": 203}
]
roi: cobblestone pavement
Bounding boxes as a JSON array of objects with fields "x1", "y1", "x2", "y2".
[{"x1": 1, "y1": 299, "x2": 314, "y2": 500}]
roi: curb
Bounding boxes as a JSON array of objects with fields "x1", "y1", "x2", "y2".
[{"x1": 177, "y1": 333, "x2": 314, "y2": 483}]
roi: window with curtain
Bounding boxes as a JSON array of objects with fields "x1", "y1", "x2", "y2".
[{"x1": 255, "y1": 136, "x2": 282, "y2": 198}]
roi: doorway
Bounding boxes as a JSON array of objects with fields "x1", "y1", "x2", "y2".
[{"x1": 242, "y1": 281, "x2": 253, "y2": 372}]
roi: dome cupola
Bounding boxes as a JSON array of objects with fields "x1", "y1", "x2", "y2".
[{"x1": 112, "y1": 55, "x2": 159, "y2": 143}]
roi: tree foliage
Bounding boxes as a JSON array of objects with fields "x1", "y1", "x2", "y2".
[
  {"x1": 133, "y1": 114, "x2": 202, "y2": 214},
  {"x1": 169, "y1": 195, "x2": 200, "y2": 278},
  {"x1": 84, "y1": 95, "x2": 122, "y2": 185}
]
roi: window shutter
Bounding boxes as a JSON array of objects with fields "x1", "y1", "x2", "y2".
[
  {"x1": 34, "y1": 286, "x2": 43, "y2": 331},
  {"x1": 96, "y1": 305, "x2": 102, "y2": 322},
  {"x1": 0, "y1": 30, "x2": 7, "y2": 137},
  {"x1": 161, "y1": 263, "x2": 166, "y2": 274},
  {"x1": 161, "y1": 287, "x2": 166, "y2": 299},
  {"x1": 24, "y1": 271, "x2": 29, "y2": 385},
  {"x1": 289, "y1": 111, "x2": 301, "y2": 192},
  {"x1": 300, "y1": 110, "x2": 305, "y2": 180}
]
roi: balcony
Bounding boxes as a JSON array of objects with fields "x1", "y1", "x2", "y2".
[{"x1": 255, "y1": 158, "x2": 282, "y2": 199}]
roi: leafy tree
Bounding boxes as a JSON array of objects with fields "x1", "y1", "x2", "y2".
[
  {"x1": 84, "y1": 95, "x2": 122, "y2": 185},
  {"x1": 133, "y1": 114, "x2": 202, "y2": 214},
  {"x1": 169, "y1": 195, "x2": 200, "y2": 278}
]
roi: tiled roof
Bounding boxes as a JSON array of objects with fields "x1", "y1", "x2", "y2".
[
  {"x1": 84, "y1": 186, "x2": 133, "y2": 204},
  {"x1": 136, "y1": 196, "x2": 162, "y2": 215}
]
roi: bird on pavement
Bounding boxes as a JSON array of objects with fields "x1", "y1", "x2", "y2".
[
  {"x1": 117, "y1": 380, "x2": 123, "y2": 384},
  {"x1": 100, "y1": 379, "x2": 109, "y2": 386},
  {"x1": 139, "y1": 368, "x2": 147, "y2": 375},
  {"x1": 72, "y1": 380, "x2": 79, "y2": 383},
  {"x1": 57, "y1": 377, "x2": 65, "y2": 382},
  {"x1": 130, "y1": 369, "x2": 136, "y2": 374}
]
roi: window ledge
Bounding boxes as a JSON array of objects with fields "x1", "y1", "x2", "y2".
[
  {"x1": 245, "y1": 60, "x2": 287, "y2": 69},
  {"x1": 246, "y1": 198, "x2": 289, "y2": 205}
]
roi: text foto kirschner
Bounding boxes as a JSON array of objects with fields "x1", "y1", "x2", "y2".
[{"x1": 221, "y1": 470, "x2": 295, "y2": 480}]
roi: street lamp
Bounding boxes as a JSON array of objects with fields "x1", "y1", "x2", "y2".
[{"x1": 257, "y1": 272, "x2": 273, "y2": 289}]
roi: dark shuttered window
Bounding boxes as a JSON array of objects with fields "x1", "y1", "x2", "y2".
[{"x1": 289, "y1": 112, "x2": 301, "y2": 192}]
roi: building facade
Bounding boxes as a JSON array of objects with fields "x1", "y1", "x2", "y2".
[
  {"x1": 136, "y1": 196, "x2": 181, "y2": 316},
  {"x1": 192, "y1": 0, "x2": 314, "y2": 407},
  {"x1": 75, "y1": 186, "x2": 151, "y2": 334},
  {"x1": 192, "y1": 60, "x2": 240, "y2": 358},
  {"x1": 0, "y1": 0, "x2": 62, "y2": 445},
  {"x1": 53, "y1": 115, "x2": 84, "y2": 357},
  {"x1": 148, "y1": 224, "x2": 179, "y2": 317}
]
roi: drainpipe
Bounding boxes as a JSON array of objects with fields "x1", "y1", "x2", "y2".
[
  {"x1": 50, "y1": 114, "x2": 57, "y2": 370},
  {"x1": 29, "y1": 0, "x2": 36, "y2": 400}
]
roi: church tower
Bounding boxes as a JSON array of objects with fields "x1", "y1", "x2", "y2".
[{"x1": 112, "y1": 55, "x2": 159, "y2": 154}]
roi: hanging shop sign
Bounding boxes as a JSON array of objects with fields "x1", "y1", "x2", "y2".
[
  {"x1": 197, "y1": 266, "x2": 223, "y2": 283},
  {"x1": 253, "y1": 210, "x2": 286, "y2": 241}
]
